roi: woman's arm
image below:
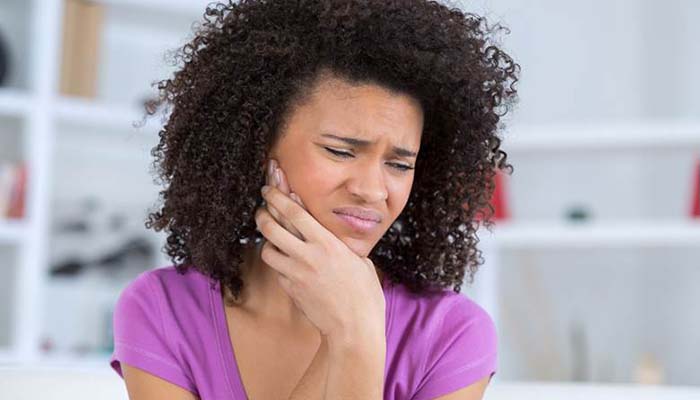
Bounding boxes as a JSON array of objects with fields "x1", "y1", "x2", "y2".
[
  {"x1": 430, "y1": 376, "x2": 491, "y2": 400},
  {"x1": 324, "y1": 331, "x2": 386, "y2": 400},
  {"x1": 289, "y1": 331, "x2": 385, "y2": 400},
  {"x1": 122, "y1": 363, "x2": 199, "y2": 400},
  {"x1": 288, "y1": 335, "x2": 330, "y2": 399}
]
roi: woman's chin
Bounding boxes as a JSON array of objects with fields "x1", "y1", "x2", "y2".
[
  {"x1": 337, "y1": 235, "x2": 375, "y2": 258},
  {"x1": 322, "y1": 218, "x2": 382, "y2": 257}
]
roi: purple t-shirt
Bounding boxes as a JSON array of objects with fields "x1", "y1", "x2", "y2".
[{"x1": 110, "y1": 266, "x2": 497, "y2": 399}]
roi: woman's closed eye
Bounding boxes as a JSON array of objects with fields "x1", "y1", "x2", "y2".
[{"x1": 323, "y1": 147, "x2": 414, "y2": 171}]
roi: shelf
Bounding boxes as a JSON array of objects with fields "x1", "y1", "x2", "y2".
[
  {"x1": 505, "y1": 120, "x2": 700, "y2": 152},
  {"x1": 486, "y1": 219, "x2": 700, "y2": 248},
  {"x1": 54, "y1": 96, "x2": 162, "y2": 132},
  {"x1": 36, "y1": 352, "x2": 112, "y2": 370},
  {"x1": 0, "y1": 89, "x2": 32, "y2": 118},
  {"x1": 93, "y1": 0, "x2": 211, "y2": 16},
  {"x1": 0, "y1": 348, "x2": 17, "y2": 364},
  {"x1": 0, "y1": 350, "x2": 112, "y2": 370},
  {"x1": 0, "y1": 219, "x2": 26, "y2": 245},
  {"x1": 488, "y1": 381, "x2": 700, "y2": 400}
]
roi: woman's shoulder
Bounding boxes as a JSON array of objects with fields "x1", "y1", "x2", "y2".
[
  {"x1": 126, "y1": 264, "x2": 212, "y2": 289},
  {"x1": 110, "y1": 266, "x2": 209, "y2": 395},
  {"x1": 386, "y1": 282, "x2": 498, "y2": 398},
  {"x1": 387, "y1": 280, "x2": 497, "y2": 353},
  {"x1": 116, "y1": 265, "x2": 216, "y2": 315},
  {"x1": 389, "y1": 280, "x2": 492, "y2": 326}
]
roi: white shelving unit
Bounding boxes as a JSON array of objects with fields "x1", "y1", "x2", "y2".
[
  {"x1": 0, "y1": 0, "x2": 211, "y2": 365},
  {"x1": 0, "y1": 0, "x2": 698, "y2": 390},
  {"x1": 475, "y1": 118, "x2": 700, "y2": 385}
]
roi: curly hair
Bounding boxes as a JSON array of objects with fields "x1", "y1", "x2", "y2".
[{"x1": 144, "y1": 0, "x2": 519, "y2": 304}]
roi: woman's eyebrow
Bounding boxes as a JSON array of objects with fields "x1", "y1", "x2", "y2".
[{"x1": 320, "y1": 133, "x2": 417, "y2": 158}]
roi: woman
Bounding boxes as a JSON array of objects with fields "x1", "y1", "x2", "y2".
[{"x1": 110, "y1": 0, "x2": 519, "y2": 399}]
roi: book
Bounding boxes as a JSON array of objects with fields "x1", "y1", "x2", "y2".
[
  {"x1": 59, "y1": 0, "x2": 104, "y2": 98},
  {"x1": 0, "y1": 162, "x2": 26, "y2": 219},
  {"x1": 0, "y1": 162, "x2": 13, "y2": 216},
  {"x1": 6, "y1": 161, "x2": 27, "y2": 219}
]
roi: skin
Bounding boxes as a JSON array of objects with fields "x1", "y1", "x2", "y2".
[
  {"x1": 239, "y1": 73, "x2": 424, "y2": 327},
  {"x1": 121, "y1": 74, "x2": 493, "y2": 399},
  {"x1": 249, "y1": 74, "x2": 423, "y2": 398}
]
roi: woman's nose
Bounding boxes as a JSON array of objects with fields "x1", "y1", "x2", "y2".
[{"x1": 345, "y1": 160, "x2": 388, "y2": 203}]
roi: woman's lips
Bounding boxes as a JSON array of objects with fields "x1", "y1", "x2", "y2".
[{"x1": 334, "y1": 212, "x2": 380, "y2": 233}]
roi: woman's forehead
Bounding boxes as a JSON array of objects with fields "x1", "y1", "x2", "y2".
[{"x1": 296, "y1": 78, "x2": 424, "y2": 145}]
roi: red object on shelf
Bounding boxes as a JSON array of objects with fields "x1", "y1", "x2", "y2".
[
  {"x1": 472, "y1": 169, "x2": 510, "y2": 222},
  {"x1": 491, "y1": 170, "x2": 510, "y2": 221},
  {"x1": 6, "y1": 162, "x2": 27, "y2": 219},
  {"x1": 692, "y1": 155, "x2": 700, "y2": 219}
]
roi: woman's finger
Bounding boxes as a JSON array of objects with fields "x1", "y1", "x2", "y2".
[
  {"x1": 290, "y1": 192, "x2": 305, "y2": 208},
  {"x1": 275, "y1": 160, "x2": 290, "y2": 194},
  {"x1": 278, "y1": 274, "x2": 310, "y2": 321},
  {"x1": 267, "y1": 160, "x2": 306, "y2": 241},
  {"x1": 264, "y1": 159, "x2": 295, "y2": 253},
  {"x1": 262, "y1": 160, "x2": 286, "y2": 253},
  {"x1": 276, "y1": 271, "x2": 295, "y2": 297},
  {"x1": 265, "y1": 159, "x2": 284, "y2": 223},
  {"x1": 255, "y1": 204, "x2": 306, "y2": 268},
  {"x1": 276, "y1": 166, "x2": 307, "y2": 241},
  {"x1": 261, "y1": 185, "x2": 333, "y2": 246},
  {"x1": 257, "y1": 222, "x2": 301, "y2": 281}
]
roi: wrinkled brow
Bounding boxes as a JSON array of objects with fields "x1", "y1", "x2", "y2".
[{"x1": 321, "y1": 133, "x2": 418, "y2": 158}]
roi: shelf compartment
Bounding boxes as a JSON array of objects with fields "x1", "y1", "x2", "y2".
[
  {"x1": 54, "y1": 96, "x2": 160, "y2": 132},
  {"x1": 0, "y1": 0, "x2": 33, "y2": 91},
  {"x1": 0, "y1": 89, "x2": 31, "y2": 118},
  {"x1": 506, "y1": 121, "x2": 700, "y2": 152},
  {"x1": 488, "y1": 220, "x2": 700, "y2": 248},
  {"x1": 0, "y1": 245, "x2": 18, "y2": 348},
  {"x1": 0, "y1": 220, "x2": 26, "y2": 244},
  {"x1": 496, "y1": 246, "x2": 700, "y2": 384}
]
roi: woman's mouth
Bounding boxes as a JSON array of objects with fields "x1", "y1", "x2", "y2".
[{"x1": 333, "y1": 212, "x2": 380, "y2": 233}]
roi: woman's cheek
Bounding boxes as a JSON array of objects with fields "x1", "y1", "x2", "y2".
[{"x1": 305, "y1": 157, "x2": 343, "y2": 188}]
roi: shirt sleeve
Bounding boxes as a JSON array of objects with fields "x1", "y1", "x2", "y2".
[
  {"x1": 109, "y1": 271, "x2": 198, "y2": 395},
  {"x1": 410, "y1": 296, "x2": 498, "y2": 400}
]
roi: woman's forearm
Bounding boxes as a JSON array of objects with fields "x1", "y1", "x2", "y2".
[
  {"x1": 324, "y1": 333, "x2": 386, "y2": 400},
  {"x1": 288, "y1": 335, "x2": 330, "y2": 400}
]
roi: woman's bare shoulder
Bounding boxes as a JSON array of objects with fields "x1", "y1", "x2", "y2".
[{"x1": 121, "y1": 362, "x2": 200, "y2": 400}]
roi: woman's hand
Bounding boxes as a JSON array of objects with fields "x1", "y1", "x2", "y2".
[
  {"x1": 256, "y1": 160, "x2": 386, "y2": 347},
  {"x1": 263, "y1": 159, "x2": 306, "y2": 242}
]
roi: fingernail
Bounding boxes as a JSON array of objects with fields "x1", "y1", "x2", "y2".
[
  {"x1": 274, "y1": 167, "x2": 281, "y2": 187},
  {"x1": 261, "y1": 185, "x2": 270, "y2": 194}
]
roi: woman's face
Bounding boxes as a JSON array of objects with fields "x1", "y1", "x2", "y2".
[{"x1": 268, "y1": 76, "x2": 424, "y2": 257}]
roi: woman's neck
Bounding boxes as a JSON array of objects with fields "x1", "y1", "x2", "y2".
[{"x1": 225, "y1": 242, "x2": 310, "y2": 326}]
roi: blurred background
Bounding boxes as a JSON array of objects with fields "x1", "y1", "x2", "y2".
[{"x1": 0, "y1": 0, "x2": 698, "y2": 398}]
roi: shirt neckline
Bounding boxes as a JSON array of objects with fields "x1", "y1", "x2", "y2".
[
  {"x1": 209, "y1": 274, "x2": 394, "y2": 400},
  {"x1": 210, "y1": 279, "x2": 248, "y2": 399}
]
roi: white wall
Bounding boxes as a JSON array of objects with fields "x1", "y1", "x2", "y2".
[
  {"x1": 459, "y1": 0, "x2": 700, "y2": 125},
  {"x1": 454, "y1": 0, "x2": 700, "y2": 385}
]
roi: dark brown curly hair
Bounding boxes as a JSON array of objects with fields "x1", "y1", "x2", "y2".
[{"x1": 144, "y1": 0, "x2": 519, "y2": 303}]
